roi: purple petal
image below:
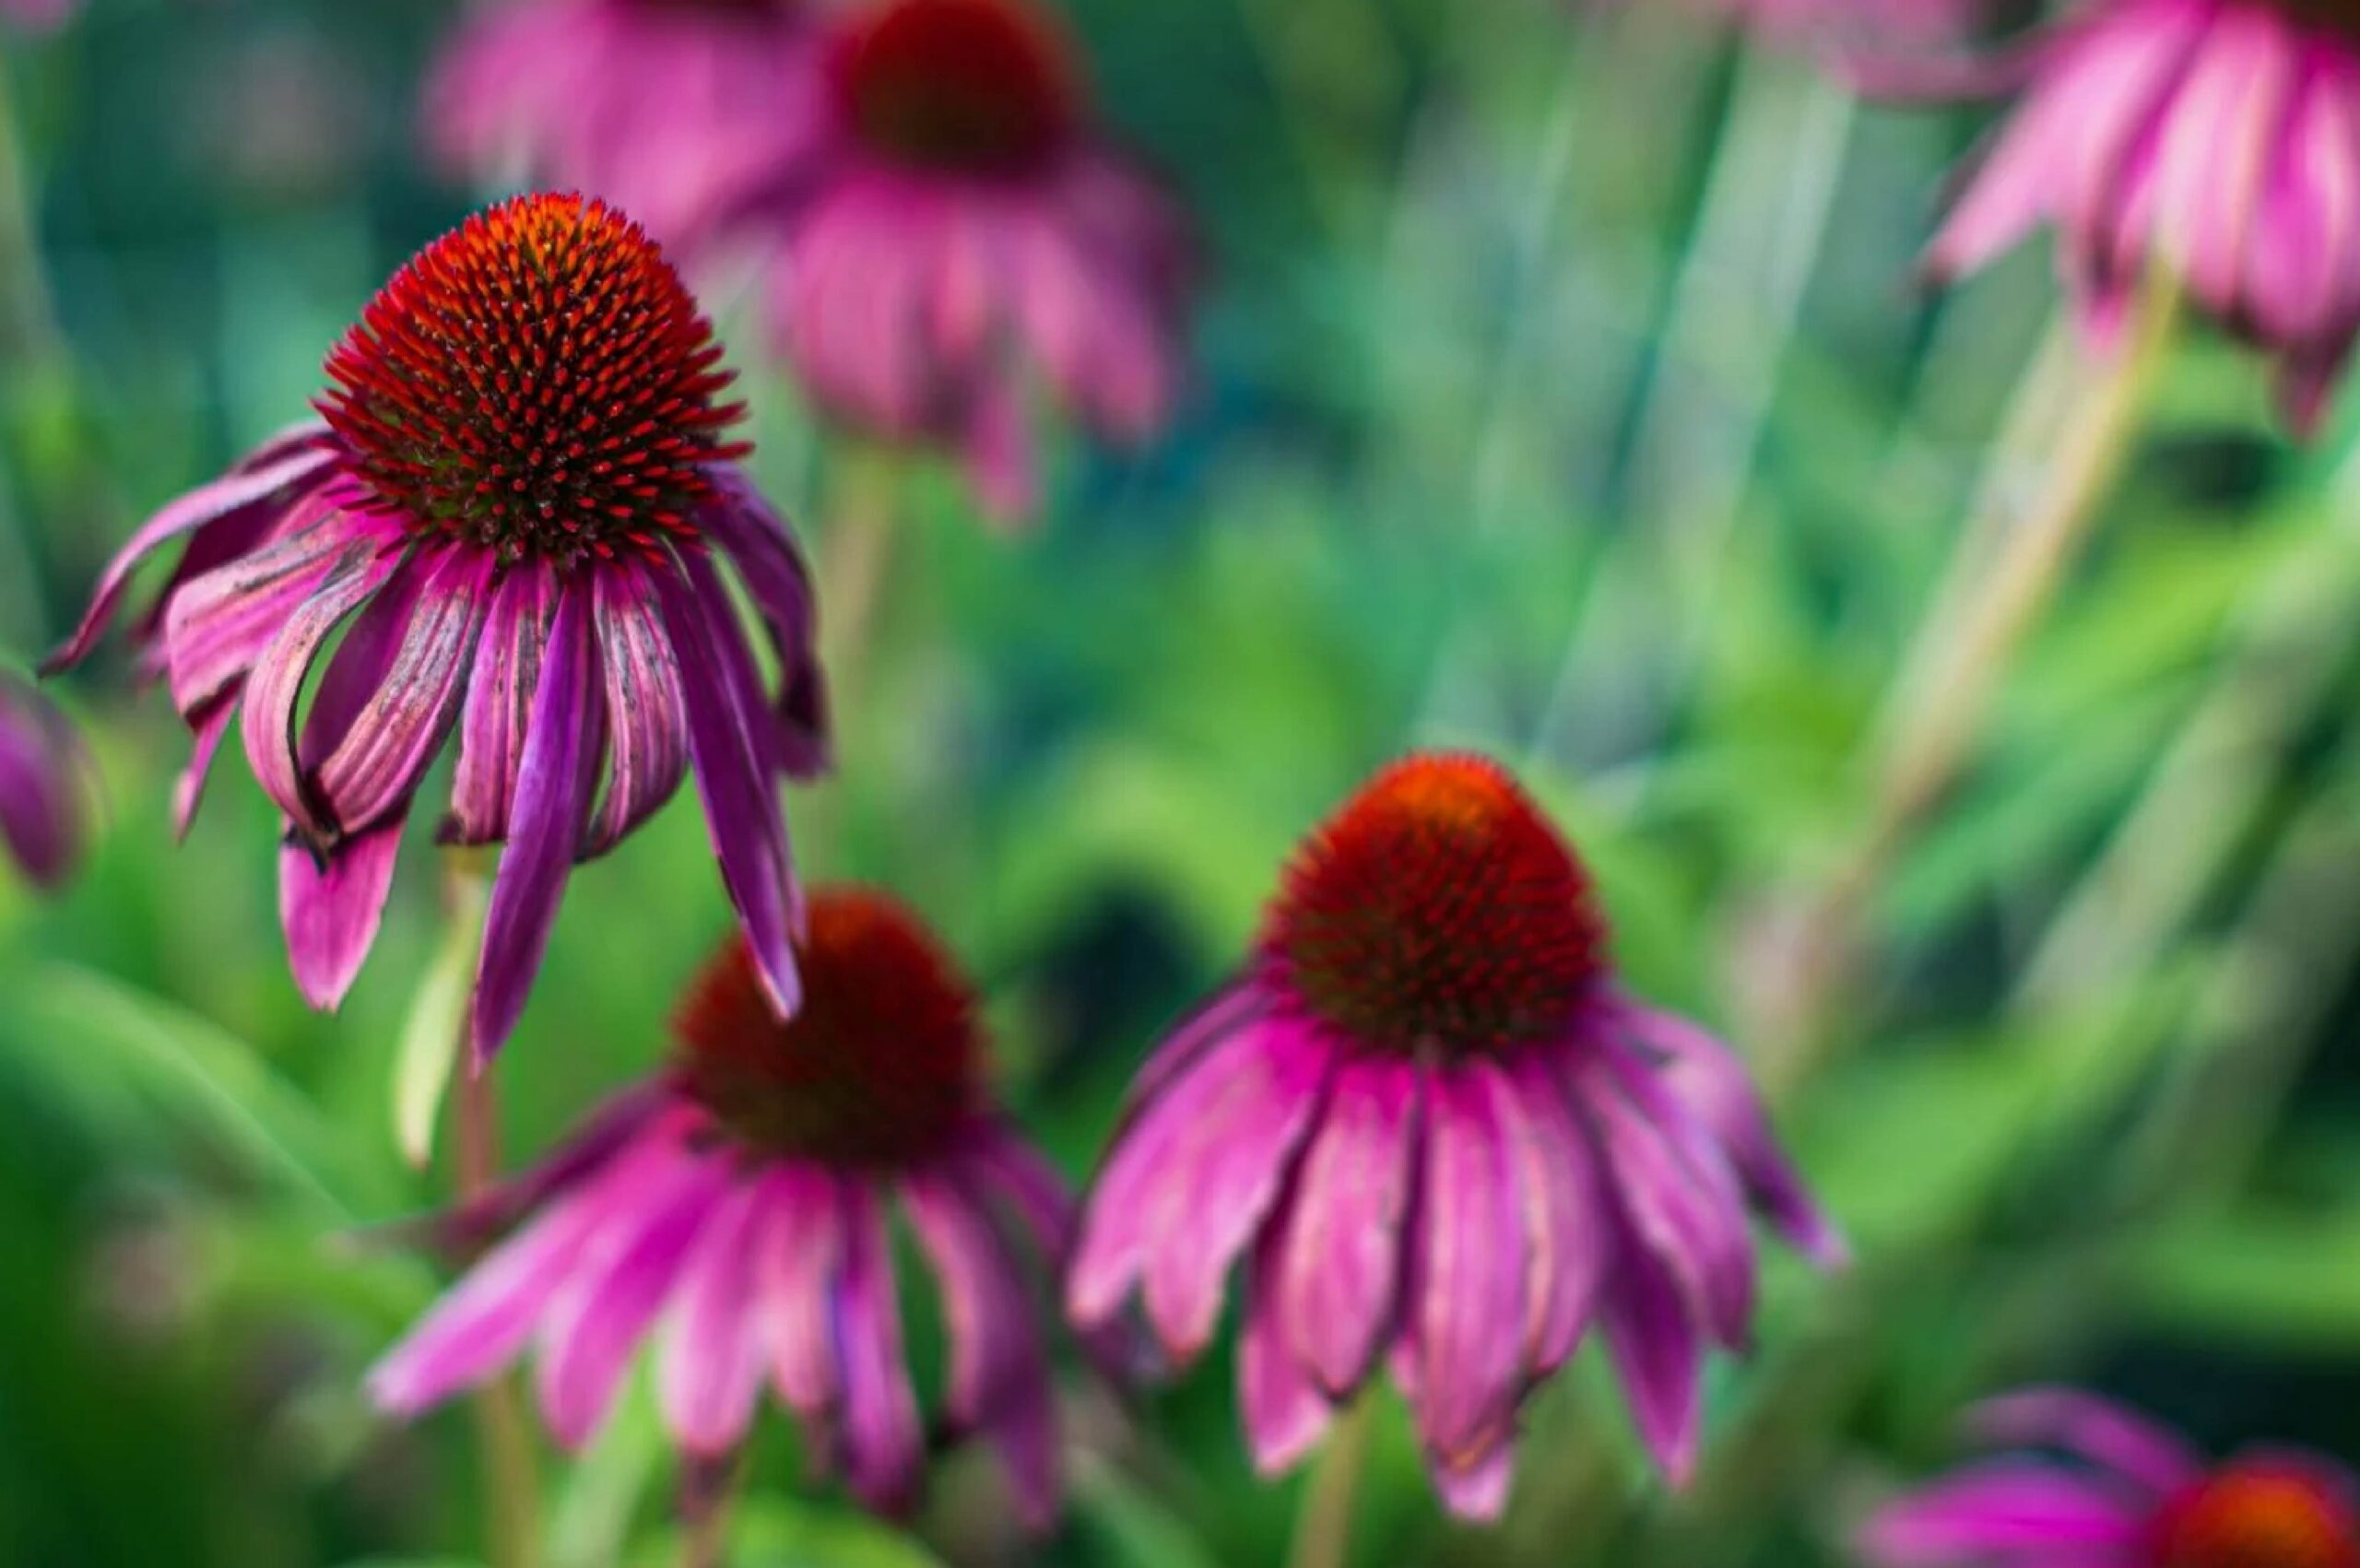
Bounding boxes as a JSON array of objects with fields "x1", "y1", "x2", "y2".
[
  {"x1": 161, "y1": 505, "x2": 357, "y2": 720},
  {"x1": 1623, "y1": 1004, "x2": 1846, "y2": 1267},
  {"x1": 0, "y1": 680, "x2": 82, "y2": 887},
  {"x1": 1273, "y1": 1052, "x2": 1420, "y2": 1395},
  {"x1": 1428, "y1": 1434, "x2": 1516, "y2": 1524},
  {"x1": 369, "y1": 1123, "x2": 684, "y2": 1413},
  {"x1": 754, "y1": 1162, "x2": 845, "y2": 1418},
  {"x1": 534, "y1": 1150, "x2": 726, "y2": 1449},
  {"x1": 447, "y1": 560, "x2": 556, "y2": 845},
  {"x1": 903, "y1": 1169, "x2": 1057, "y2": 1528},
  {"x1": 1137, "y1": 1016, "x2": 1332, "y2": 1357},
  {"x1": 1499, "y1": 1050, "x2": 1609, "y2": 1374},
  {"x1": 657, "y1": 1179, "x2": 771, "y2": 1456},
  {"x1": 1858, "y1": 1462, "x2": 2147, "y2": 1565},
  {"x1": 1967, "y1": 1389, "x2": 2203, "y2": 1497},
  {"x1": 586, "y1": 565, "x2": 690, "y2": 856},
  {"x1": 1599, "y1": 1197, "x2": 1704, "y2": 1486},
  {"x1": 655, "y1": 554, "x2": 802, "y2": 1020},
  {"x1": 1239, "y1": 1216, "x2": 1333, "y2": 1476},
  {"x1": 279, "y1": 816, "x2": 405, "y2": 1010},
  {"x1": 239, "y1": 540, "x2": 406, "y2": 833},
  {"x1": 699, "y1": 471, "x2": 831, "y2": 780},
  {"x1": 171, "y1": 699, "x2": 235, "y2": 840},
  {"x1": 470, "y1": 579, "x2": 607, "y2": 1062},
  {"x1": 313, "y1": 547, "x2": 492, "y2": 834},
  {"x1": 1410, "y1": 1064, "x2": 1527, "y2": 1468},
  {"x1": 834, "y1": 1183, "x2": 924, "y2": 1515},
  {"x1": 45, "y1": 442, "x2": 339, "y2": 674}
]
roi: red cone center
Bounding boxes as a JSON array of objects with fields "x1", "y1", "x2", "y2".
[
  {"x1": 319, "y1": 193, "x2": 748, "y2": 570},
  {"x1": 833, "y1": 0, "x2": 1077, "y2": 176},
  {"x1": 2148, "y1": 1463, "x2": 2360, "y2": 1568},
  {"x1": 675, "y1": 890, "x2": 982, "y2": 1167},
  {"x1": 1261, "y1": 753, "x2": 1608, "y2": 1054}
]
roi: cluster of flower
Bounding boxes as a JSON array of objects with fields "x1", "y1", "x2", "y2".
[{"x1": 5, "y1": 0, "x2": 2358, "y2": 1559}]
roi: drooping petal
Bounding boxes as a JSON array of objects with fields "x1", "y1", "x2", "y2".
[
  {"x1": 1239, "y1": 1212, "x2": 1334, "y2": 1476},
  {"x1": 753, "y1": 1161, "x2": 844, "y2": 1417},
  {"x1": 472, "y1": 580, "x2": 608, "y2": 1061},
  {"x1": 1427, "y1": 1433, "x2": 1516, "y2": 1524},
  {"x1": 1498, "y1": 1049, "x2": 1610, "y2": 1376},
  {"x1": 1598, "y1": 1198, "x2": 1704, "y2": 1486},
  {"x1": 1136, "y1": 1014, "x2": 1333, "y2": 1356},
  {"x1": 0, "y1": 681, "x2": 81, "y2": 887},
  {"x1": 447, "y1": 560, "x2": 556, "y2": 846},
  {"x1": 655, "y1": 555, "x2": 802, "y2": 1020},
  {"x1": 902, "y1": 1170, "x2": 1057, "y2": 1528},
  {"x1": 1409, "y1": 1063, "x2": 1527, "y2": 1468},
  {"x1": 833, "y1": 1183, "x2": 925, "y2": 1515},
  {"x1": 239, "y1": 540, "x2": 408, "y2": 832},
  {"x1": 171, "y1": 699, "x2": 235, "y2": 839},
  {"x1": 162, "y1": 506, "x2": 361, "y2": 720},
  {"x1": 312, "y1": 547, "x2": 493, "y2": 834},
  {"x1": 534, "y1": 1150, "x2": 727, "y2": 1449},
  {"x1": 1273, "y1": 1052, "x2": 1421, "y2": 1395},
  {"x1": 1858, "y1": 1462, "x2": 2148, "y2": 1565},
  {"x1": 585, "y1": 564, "x2": 689, "y2": 856},
  {"x1": 657, "y1": 1179, "x2": 771, "y2": 1456},
  {"x1": 278, "y1": 817, "x2": 406, "y2": 1010},
  {"x1": 1622, "y1": 1004, "x2": 1846, "y2": 1267},
  {"x1": 699, "y1": 473, "x2": 830, "y2": 779},
  {"x1": 45, "y1": 442, "x2": 339, "y2": 673}
]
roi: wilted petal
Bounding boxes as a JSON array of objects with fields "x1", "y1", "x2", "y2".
[
  {"x1": 279, "y1": 817, "x2": 406, "y2": 1011},
  {"x1": 699, "y1": 476, "x2": 830, "y2": 779},
  {"x1": 586, "y1": 565, "x2": 689, "y2": 856},
  {"x1": 240, "y1": 540, "x2": 407, "y2": 833},
  {"x1": 162, "y1": 508, "x2": 358, "y2": 720},
  {"x1": 448, "y1": 560, "x2": 556, "y2": 845}
]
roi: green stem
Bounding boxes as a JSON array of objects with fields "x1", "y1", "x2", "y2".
[
  {"x1": 1287, "y1": 1397, "x2": 1375, "y2": 1568},
  {"x1": 445, "y1": 861, "x2": 541, "y2": 1568},
  {"x1": 815, "y1": 444, "x2": 903, "y2": 720},
  {"x1": 676, "y1": 1452, "x2": 743, "y2": 1568}
]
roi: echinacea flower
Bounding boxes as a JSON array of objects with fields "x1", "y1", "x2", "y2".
[
  {"x1": 371, "y1": 889, "x2": 1090, "y2": 1525},
  {"x1": 1906, "y1": 0, "x2": 2360, "y2": 431},
  {"x1": 1066, "y1": 752, "x2": 1843, "y2": 1521},
  {"x1": 43, "y1": 193, "x2": 828, "y2": 1059},
  {"x1": 424, "y1": 0, "x2": 823, "y2": 253},
  {"x1": 749, "y1": 0, "x2": 1194, "y2": 522},
  {"x1": 1860, "y1": 1386, "x2": 2360, "y2": 1567},
  {"x1": 0, "y1": 674, "x2": 83, "y2": 889}
]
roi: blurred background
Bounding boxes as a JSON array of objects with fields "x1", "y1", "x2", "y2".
[{"x1": 5, "y1": 0, "x2": 2359, "y2": 1563}]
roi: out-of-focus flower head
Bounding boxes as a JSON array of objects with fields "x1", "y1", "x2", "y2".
[
  {"x1": 1860, "y1": 1386, "x2": 2360, "y2": 1567},
  {"x1": 749, "y1": 0, "x2": 1196, "y2": 525},
  {"x1": 372, "y1": 889, "x2": 1098, "y2": 1525},
  {"x1": 0, "y1": 673, "x2": 85, "y2": 889},
  {"x1": 1066, "y1": 752, "x2": 1843, "y2": 1521},
  {"x1": 0, "y1": 0, "x2": 79, "y2": 37},
  {"x1": 1894, "y1": 0, "x2": 2360, "y2": 433},
  {"x1": 44, "y1": 193, "x2": 829, "y2": 1060},
  {"x1": 425, "y1": 0, "x2": 826, "y2": 254}
]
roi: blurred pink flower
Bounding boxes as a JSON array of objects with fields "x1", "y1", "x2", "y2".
[
  {"x1": 0, "y1": 0, "x2": 78, "y2": 35},
  {"x1": 1860, "y1": 1387, "x2": 2359, "y2": 1567},
  {"x1": 1907, "y1": 0, "x2": 2360, "y2": 433},
  {"x1": 44, "y1": 194, "x2": 827, "y2": 1060},
  {"x1": 1065, "y1": 753, "x2": 1842, "y2": 1522},
  {"x1": 749, "y1": 0, "x2": 1195, "y2": 524},
  {"x1": 372, "y1": 890, "x2": 1091, "y2": 1525},
  {"x1": 424, "y1": 0, "x2": 825, "y2": 253},
  {"x1": 0, "y1": 674, "x2": 83, "y2": 889}
]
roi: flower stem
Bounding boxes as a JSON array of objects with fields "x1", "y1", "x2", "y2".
[
  {"x1": 1766, "y1": 274, "x2": 2181, "y2": 1086},
  {"x1": 676, "y1": 1451, "x2": 743, "y2": 1568},
  {"x1": 1288, "y1": 1396, "x2": 1376, "y2": 1568},
  {"x1": 445, "y1": 862, "x2": 542, "y2": 1568},
  {"x1": 816, "y1": 443, "x2": 903, "y2": 716}
]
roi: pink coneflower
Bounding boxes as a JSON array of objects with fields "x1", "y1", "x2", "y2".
[
  {"x1": 371, "y1": 889, "x2": 1088, "y2": 1525},
  {"x1": 43, "y1": 193, "x2": 827, "y2": 1059},
  {"x1": 1909, "y1": 0, "x2": 2360, "y2": 431},
  {"x1": 424, "y1": 0, "x2": 823, "y2": 253},
  {"x1": 0, "y1": 674, "x2": 83, "y2": 889},
  {"x1": 752, "y1": 0, "x2": 1194, "y2": 522},
  {"x1": 1066, "y1": 753, "x2": 1843, "y2": 1521},
  {"x1": 1860, "y1": 1387, "x2": 2360, "y2": 1567}
]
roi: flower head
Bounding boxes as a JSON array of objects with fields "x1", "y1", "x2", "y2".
[
  {"x1": 45, "y1": 193, "x2": 828, "y2": 1060},
  {"x1": 424, "y1": 0, "x2": 822, "y2": 253},
  {"x1": 749, "y1": 0, "x2": 1195, "y2": 523},
  {"x1": 0, "y1": 675, "x2": 85, "y2": 889},
  {"x1": 1861, "y1": 1387, "x2": 2360, "y2": 1568},
  {"x1": 1904, "y1": 0, "x2": 2360, "y2": 432},
  {"x1": 371, "y1": 890, "x2": 1087, "y2": 1526},
  {"x1": 1066, "y1": 752, "x2": 1842, "y2": 1521}
]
